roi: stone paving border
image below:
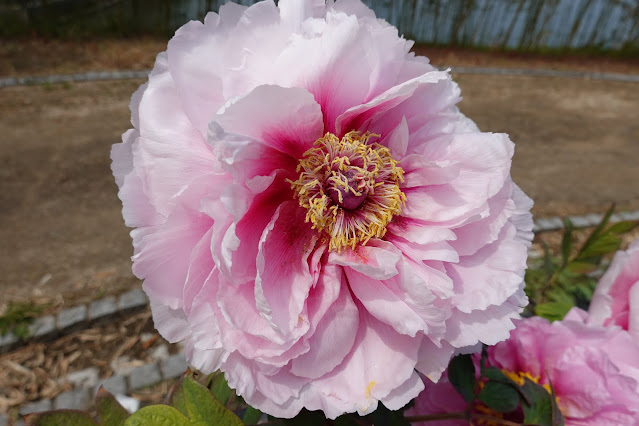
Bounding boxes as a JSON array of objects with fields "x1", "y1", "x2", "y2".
[
  {"x1": 0, "y1": 288, "x2": 148, "y2": 355},
  {"x1": 2, "y1": 65, "x2": 639, "y2": 89},
  {"x1": 1, "y1": 353, "x2": 188, "y2": 426},
  {"x1": 0, "y1": 70, "x2": 150, "y2": 88},
  {"x1": 448, "y1": 66, "x2": 639, "y2": 83}
]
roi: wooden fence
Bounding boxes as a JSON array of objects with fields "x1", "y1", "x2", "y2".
[{"x1": 1, "y1": 0, "x2": 638, "y2": 52}]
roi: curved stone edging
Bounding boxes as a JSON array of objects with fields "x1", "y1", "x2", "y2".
[
  {"x1": 0, "y1": 70, "x2": 150, "y2": 88},
  {"x1": 2, "y1": 65, "x2": 639, "y2": 89},
  {"x1": 0, "y1": 289, "x2": 148, "y2": 355},
  {"x1": 448, "y1": 66, "x2": 639, "y2": 83}
]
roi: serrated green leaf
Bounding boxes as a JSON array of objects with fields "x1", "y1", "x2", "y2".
[
  {"x1": 183, "y1": 375, "x2": 243, "y2": 426},
  {"x1": 242, "y1": 406, "x2": 262, "y2": 425},
  {"x1": 447, "y1": 354, "x2": 476, "y2": 403},
  {"x1": 578, "y1": 233, "x2": 621, "y2": 259},
  {"x1": 478, "y1": 381, "x2": 520, "y2": 413},
  {"x1": 535, "y1": 301, "x2": 573, "y2": 322},
  {"x1": 606, "y1": 220, "x2": 639, "y2": 235},
  {"x1": 25, "y1": 410, "x2": 98, "y2": 426},
  {"x1": 124, "y1": 405, "x2": 191, "y2": 426},
  {"x1": 95, "y1": 387, "x2": 129, "y2": 426},
  {"x1": 520, "y1": 378, "x2": 564, "y2": 426},
  {"x1": 209, "y1": 372, "x2": 233, "y2": 406},
  {"x1": 560, "y1": 217, "x2": 573, "y2": 266}
]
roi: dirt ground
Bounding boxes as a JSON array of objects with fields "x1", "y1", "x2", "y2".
[{"x1": 1, "y1": 39, "x2": 639, "y2": 309}]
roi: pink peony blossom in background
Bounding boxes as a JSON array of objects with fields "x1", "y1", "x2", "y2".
[
  {"x1": 407, "y1": 314, "x2": 639, "y2": 425},
  {"x1": 111, "y1": 0, "x2": 533, "y2": 418},
  {"x1": 587, "y1": 239, "x2": 639, "y2": 336}
]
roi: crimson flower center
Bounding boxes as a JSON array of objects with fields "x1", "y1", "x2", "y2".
[{"x1": 289, "y1": 131, "x2": 405, "y2": 251}]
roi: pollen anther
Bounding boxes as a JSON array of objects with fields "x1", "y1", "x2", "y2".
[{"x1": 289, "y1": 131, "x2": 405, "y2": 251}]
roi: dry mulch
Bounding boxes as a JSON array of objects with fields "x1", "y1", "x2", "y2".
[{"x1": 0, "y1": 309, "x2": 179, "y2": 415}]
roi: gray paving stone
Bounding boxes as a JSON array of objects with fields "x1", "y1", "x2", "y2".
[
  {"x1": 53, "y1": 388, "x2": 91, "y2": 410},
  {"x1": 534, "y1": 217, "x2": 563, "y2": 232},
  {"x1": 119, "y1": 289, "x2": 148, "y2": 311},
  {"x1": 568, "y1": 215, "x2": 591, "y2": 228},
  {"x1": 19, "y1": 399, "x2": 52, "y2": 415},
  {"x1": 160, "y1": 353, "x2": 188, "y2": 380},
  {"x1": 57, "y1": 305, "x2": 87, "y2": 330},
  {"x1": 0, "y1": 332, "x2": 17, "y2": 350},
  {"x1": 96, "y1": 375, "x2": 128, "y2": 396},
  {"x1": 620, "y1": 210, "x2": 639, "y2": 221},
  {"x1": 28, "y1": 315, "x2": 56, "y2": 338},
  {"x1": 66, "y1": 367, "x2": 100, "y2": 389},
  {"x1": 608, "y1": 213, "x2": 621, "y2": 223},
  {"x1": 128, "y1": 363, "x2": 161, "y2": 390},
  {"x1": 89, "y1": 297, "x2": 118, "y2": 321},
  {"x1": 0, "y1": 413, "x2": 8, "y2": 426}
]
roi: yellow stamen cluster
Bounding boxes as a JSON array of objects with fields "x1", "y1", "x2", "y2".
[{"x1": 289, "y1": 131, "x2": 405, "y2": 252}]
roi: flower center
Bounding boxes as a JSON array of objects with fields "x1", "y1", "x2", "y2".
[{"x1": 289, "y1": 131, "x2": 405, "y2": 251}]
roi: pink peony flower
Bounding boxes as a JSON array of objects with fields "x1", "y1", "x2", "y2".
[
  {"x1": 407, "y1": 314, "x2": 639, "y2": 425},
  {"x1": 111, "y1": 0, "x2": 533, "y2": 418},
  {"x1": 587, "y1": 239, "x2": 639, "y2": 336}
]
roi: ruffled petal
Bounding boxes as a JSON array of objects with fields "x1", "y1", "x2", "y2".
[{"x1": 255, "y1": 201, "x2": 318, "y2": 335}]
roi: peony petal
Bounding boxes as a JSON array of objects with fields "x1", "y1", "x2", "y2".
[
  {"x1": 290, "y1": 269, "x2": 359, "y2": 379},
  {"x1": 309, "y1": 310, "x2": 422, "y2": 416},
  {"x1": 255, "y1": 201, "x2": 318, "y2": 335},
  {"x1": 415, "y1": 339, "x2": 456, "y2": 382},
  {"x1": 328, "y1": 239, "x2": 401, "y2": 280},
  {"x1": 279, "y1": 0, "x2": 326, "y2": 31},
  {"x1": 447, "y1": 222, "x2": 528, "y2": 313},
  {"x1": 111, "y1": 130, "x2": 163, "y2": 228},
  {"x1": 212, "y1": 85, "x2": 324, "y2": 159},
  {"x1": 149, "y1": 300, "x2": 188, "y2": 343},
  {"x1": 382, "y1": 372, "x2": 425, "y2": 411}
]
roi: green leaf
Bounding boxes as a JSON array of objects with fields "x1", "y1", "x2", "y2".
[
  {"x1": 564, "y1": 261, "x2": 597, "y2": 274},
  {"x1": 478, "y1": 381, "x2": 520, "y2": 413},
  {"x1": 520, "y1": 378, "x2": 565, "y2": 426},
  {"x1": 242, "y1": 406, "x2": 262, "y2": 425},
  {"x1": 25, "y1": 410, "x2": 99, "y2": 426},
  {"x1": 183, "y1": 375, "x2": 243, "y2": 426},
  {"x1": 124, "y1": 405, "x2": 190, "y2": 426},
  {"x1": 95, "y1": 387, "x2": 130, "y2": 426},
  {"x1": 606, "y1": 220, "x2": 639, "y2": 235},
  {"x1": 578, "y1": 233, "x2": 621, "y2": 259},
  {"x1": 578, "y1": 204, "x2": 615, "y2": 257},
  {"x1": 535, "y1": 301, "x2": 574, "y2": 322},
  {"x1": 447, "y1": 354, "x2": 476, "y2": 403},
  {"x1": 542, "y1": 243, "x2": 555, "y2": 279},
  {"x1": 481, "y1": 367, "x2": 513, "y2": 385},
  {"x1": 209, "y1": 372, "x2": 233, "y2": 406},
  {"x1": 168, "y1": 375, "x2": 188, "y2": 416},
  {"x1": 560, "y1": 217, "x2": 573, "y2": 266}
]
